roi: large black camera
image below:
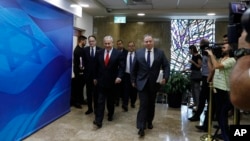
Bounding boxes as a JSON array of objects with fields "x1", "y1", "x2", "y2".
[
  {"x1": 201, "y1": 43, "x2": 223, "y2": 58},
  {"x1": 228, "y1": 1, "x2": 248, "y2": 47},
  {"x1": 201, "y1": 43, "x2": 235, "y2": 58}
]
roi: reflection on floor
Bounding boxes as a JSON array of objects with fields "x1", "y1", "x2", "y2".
[{"x1": 24, "y1": 102, "x2": 250, "y2": 141}]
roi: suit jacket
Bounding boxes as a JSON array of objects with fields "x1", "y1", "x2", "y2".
[
  {"x1": 119, "y1": 49, "x2": 128, "y2": 62},
  {"x1": 131, "y1": 47, "x2": 170, "y2": 91},
  {"x1": 83, "y1": 46, "x2": 101, "y2": 81},
  {"x1": 94, "y1": 48, "x2": 125, "y2": 88},
  {"x1": 73, "y1": 45, "x2": 84, "y2": 77}
]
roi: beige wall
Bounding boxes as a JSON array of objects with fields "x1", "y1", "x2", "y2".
[
  {"x1": 93, "y1": 17, "x2": 228, "y2": 60},
  {"x1": 215, "y1": 21, "x2": 229, "y2": 42}
]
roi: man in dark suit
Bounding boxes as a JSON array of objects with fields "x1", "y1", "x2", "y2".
[
  {"x1": 83, "y1": 35, "x2": 101, "y2": 115},
  {"x1": 131, "y1": 34, "x2": 170, "y2": 136},
  {"x1": 122, "y1": 41, "x2": 137, "y2": 111},
  {"x1": 72, "y1": 35, "x2": 87, "y2": 109},
  {"x1": 93, "y1": 35, "x2": 125, "y2": 128},
  {"x1": 115, "y1": 39, "x2": 128, "y2": 107}
]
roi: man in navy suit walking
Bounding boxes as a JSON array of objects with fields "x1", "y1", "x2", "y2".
[
  {"x1": 93, "y1": 35, "x2": 125, "y2": 128},
  {"x1": 83, "y1": 35, "x2": 101, "y2": 115},
  {"x1": 122, "y1": 41, "x2": 137, "y2": 111},
  {"x1": 115, "y1": 39, "x2": 127, "y2": 107},
  {"x1": 131, "y1": 34, "x2": 170, "y2": 136}
]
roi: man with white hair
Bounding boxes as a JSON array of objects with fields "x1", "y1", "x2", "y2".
[{"x1": 93, "y1": 35, "x2": 125, "y2": 128}]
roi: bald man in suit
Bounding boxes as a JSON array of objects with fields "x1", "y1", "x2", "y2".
[{"x1": 131, "y1": 34, "x2": 170, "y2": 136}]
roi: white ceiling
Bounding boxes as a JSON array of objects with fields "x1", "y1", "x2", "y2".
[{"x1": 72, "y1": 0, "x2": 243, "y2": 21}]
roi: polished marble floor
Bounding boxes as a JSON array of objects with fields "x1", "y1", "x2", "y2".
[{"x1": 24, "y1": 101, "x2": 250, "y2": 141}]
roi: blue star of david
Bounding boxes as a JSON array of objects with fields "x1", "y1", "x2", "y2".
[{"x1": 0, "y1": 23, "x2": 44, "y2": 71}]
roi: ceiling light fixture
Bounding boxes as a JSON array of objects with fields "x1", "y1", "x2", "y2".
[
  {"x1": 137, "y1": 13, "x2": 145, "y2": 16},
  {"x1": 70, "y1": 4, "x2": 79, "y2": 8},
  {"x1": 80, "y1": 4, "x2": 89, "y2": 8},
  {"x1": 207, "y1": 13, "x2": 216, "y2": 16}
]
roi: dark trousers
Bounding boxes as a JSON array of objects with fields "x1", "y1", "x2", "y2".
[
  {"x1": 122, "y1": 73, "x2": 137, "y2": 107},
  {"x1": 215, "y1": 88, "x2": 232, "y2": 141},
  {"x1": 71, "y1": 75, "x2": 85, "y2": 105},
  {"x1": 115, "y1": 82, "x2": 124, "y2": 105},
  {"x1": 95, "y1": 86, "x2": 115, "y2": 123},
  {"x1": 190, "y1": 79, "x2": 201, "y2": 106},
  {"x1": 194, "y1": 76, "x2": 211, "y2": 128},
  {"x1": 195, "y1": 76, "x2": 209, "y2": 117},
  {"x1": 85, "y1": 78, "x2": 98, "y2": 113},
  {"x1": 137, "y1": 81, "x2": 158, "y2": 129}
]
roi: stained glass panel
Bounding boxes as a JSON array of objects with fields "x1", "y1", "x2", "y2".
[{"x1": 170, "y1": 19, "x2": 215, "y2": 71}]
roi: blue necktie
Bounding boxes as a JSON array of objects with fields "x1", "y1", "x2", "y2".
[
  {"x1": 129, "y1": 52, "x2": 133, "y2": 73},
  {"x1": 91, "y1": 47, "x2": 94, "y2": 57},
  {"x1": 147, "y1": 50, "x2": 151, "y2": 67}
]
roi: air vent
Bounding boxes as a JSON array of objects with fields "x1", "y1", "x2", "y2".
[
  {"x1": 127, "y1": 0, "x2": 152, "y2": 5},
  {"x1": 133, "y1": 0, "x2": 146, "y2": 2}
]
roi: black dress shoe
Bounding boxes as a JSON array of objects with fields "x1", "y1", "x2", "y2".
[
  {"x1": 213, "y1": 133, "x2": 223, "y2": 140},
  {"x1": 122, "y1": 105, "x2": 128, "y2": 112},
  {"x1": 195, "y1": 125, "x2": 207, "y2": 132},
  {"x1": 85, "y1": 110, "x2": 93, "y2": 115},
  {"x1": 73, "y1": 104, "x2": 82, "y2": 109},
  {"x1": 188, "y1": 116, "x2": 199, "y2": 121},
  {"x1": 138, "y1": 129, "x2": 145, "y2": 136},
  {"x1": 108, "y1": 116, "x2": 113, "y2": 121},
  {"x1": 93, "y1": 120, "x2": 102, "y2": 128},
  {"x1": 148, "y1": 123, "x2": 153, "y2": 129}
]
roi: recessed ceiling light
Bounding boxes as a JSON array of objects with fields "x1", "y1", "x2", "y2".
[
  {"x1": 80, "y1": 4, "x2": 89, "y2": 8},
  {"x1": 70, "y1": 4, "x2": 79, "y2": 8},
  {"x1": 137, "y1": 13, "x2": 145, "y2": 16},
  {"x1": 137, "y1": 22, "x2": 144, "y2": 25},
  {"x1": 207, "y1": 13, "x2": 216, "y2": 16}
]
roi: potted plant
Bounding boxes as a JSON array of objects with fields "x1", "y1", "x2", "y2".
[{"x1": 165, "y1": 71, "x2": 190, "y2": 108}]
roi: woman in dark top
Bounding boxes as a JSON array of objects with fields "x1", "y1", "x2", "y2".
[{"x1": 188, "y1": 45, "x2": 202, "y2": 111}]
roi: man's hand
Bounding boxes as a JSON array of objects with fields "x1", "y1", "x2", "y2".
[
  {"x1": 238, "y1": 30, "x2": 250, "y2": 49},
  {"x1": 205, "y1": 49, "x2": 213, "y2": 56},
  {"x1": 161, "y1": 78, "x2": 166, "y2": 85},
  {"x1": 115, "y1": 78, "x2": 122, "y2": 84},
  {"x1": 188, "y1": 60, "x2": 194, "y2": 64},
  {"x1": 132, "y1": 82, "x2": 136, "y2": 88},
  {"x1": 93, "y1": 79, "x2": 97, "y2": 85}
]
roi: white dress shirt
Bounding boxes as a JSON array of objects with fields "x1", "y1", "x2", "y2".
[{"x1": 126, "y1": 51, "x2": 134, "y2": 73}]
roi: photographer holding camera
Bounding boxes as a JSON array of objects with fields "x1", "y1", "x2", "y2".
[
  {"x1": 206, "y1": 43, "x2": 236, "y2": 141},
  {"x1": 230, "y1": 8, "x2": 250, "y2": 110}
]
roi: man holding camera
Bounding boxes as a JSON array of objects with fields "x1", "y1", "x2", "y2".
[
  {"x1": 230, "y1": 8, "x2": 250, "y2": 110},
  {"x1": 206, "y1": 43, "x2": 236, "y2": 141}
]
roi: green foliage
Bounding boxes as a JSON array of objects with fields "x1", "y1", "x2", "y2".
[{"x1": 165, "y1": 71, "x2": 190, "y2": 94}]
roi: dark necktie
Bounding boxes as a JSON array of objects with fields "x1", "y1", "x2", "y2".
[
  {"x1": 147, "y1": 50, "x2": 151, "y2": 67},
  {"x1": 129, "y1": 52, "x2": 133, "y2": 73},
  {"x1": 105, "y1": 50, "x2": 109, "y2": 66},
  {"x1": 91, "y1": 47, "x2": 94, "y2": 57}
]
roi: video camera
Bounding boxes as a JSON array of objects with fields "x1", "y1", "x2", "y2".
[
  {"x1": 228, "y1": 1, "x2": 249, "y2": 49},
  {"x1": 200, "y1": 43, "x2": 223, "y2": 58}
]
